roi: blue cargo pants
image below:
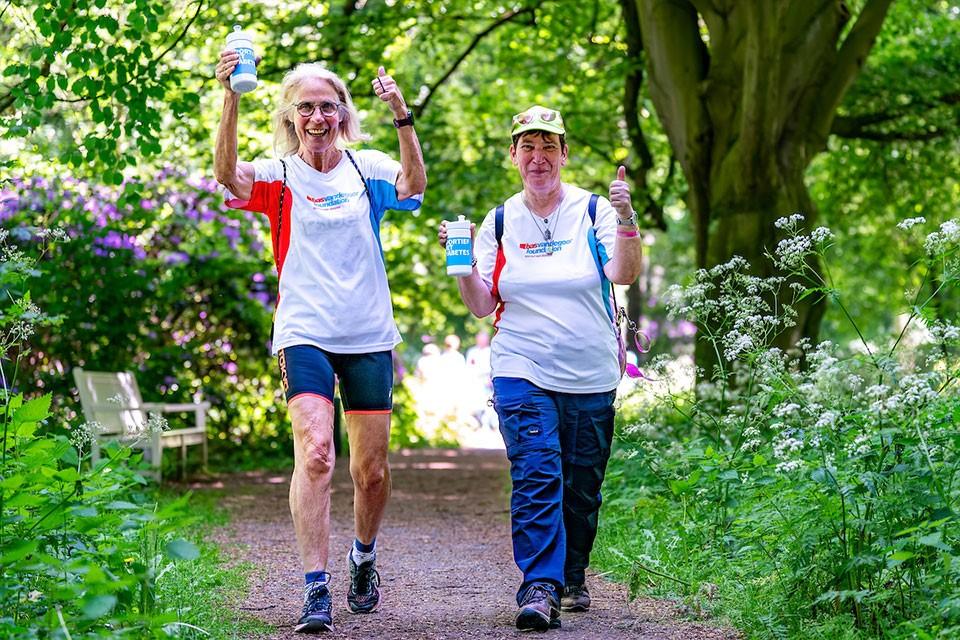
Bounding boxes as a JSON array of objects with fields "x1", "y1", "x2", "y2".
[{"x1": 492, "y1": 377, "x2": 616, "y2": 603}]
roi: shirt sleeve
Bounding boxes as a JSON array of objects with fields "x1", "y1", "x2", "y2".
[
  {"x1": 593, "y1": 195, "x2": 618, "y2": 266},
  {"x1": 223, "y1": 158, "x2": 284, "y2": 214},
  {"x1": 355, "y1": 149, "x2": 423, "y2": 222},
  {"x1": 475, "y1": 209, "x2": 498, "y2": 290}
]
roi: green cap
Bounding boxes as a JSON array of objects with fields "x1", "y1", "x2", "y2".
[{"x1": 511, "y1": 105, "x2": 565, "y2": 137}]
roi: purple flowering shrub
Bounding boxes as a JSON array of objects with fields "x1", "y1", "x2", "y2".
[{"x1": 1, "y1": 170, "x2": 289, "y2": 464}]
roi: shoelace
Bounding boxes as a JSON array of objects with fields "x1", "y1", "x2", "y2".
[
  {"x1": 303, "y1": 583, "x2": 330, "y2": 609},
  {"x1": 353, "y1": 562, "x2": 378, "y2": 594},
  {"x1": 522, "y1": 584, "x2": 554, "y2": 606}
]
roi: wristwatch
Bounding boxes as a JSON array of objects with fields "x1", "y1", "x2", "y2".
[
  {"x1": 393, "y1": 110, "x2": 415, "y2": 128},
  {"x1": 617, "y1": 210, "x2": 638, "y2": 226}
]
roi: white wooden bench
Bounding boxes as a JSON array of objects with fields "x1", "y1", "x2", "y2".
[{"x1": 73, "y1": 368, "x2": 210, "y2": 480}]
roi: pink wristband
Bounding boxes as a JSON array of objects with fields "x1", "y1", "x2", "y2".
[{"x1": 617, "y1": 228, "x2": 639, "y2": 238}]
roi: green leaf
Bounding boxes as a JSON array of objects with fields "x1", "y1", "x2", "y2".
[
  {"x1": 917, "y1": 532, "x2": 952, "y2": 552},
  {"x1": 106, "y1": 501, "x2": 140, "y2": 510},
  {"x1": 54, "y1": 467, "x2": 81, "y2": 482},
  {"x1": 887, "y1": 550, "x2": 915, "y2": 566},
  {"x1": 0, "y1": 539, "x2": 39, "y2": 564},
  {"x1": 81, "y1": 594, "x2": 117, "y2": 619},
  {"x1": 13, "y1": 394, "x2": 51, "y2": 423},
  {"x1": 164, "y1": 539, "x2": 199, "y2": 560}
]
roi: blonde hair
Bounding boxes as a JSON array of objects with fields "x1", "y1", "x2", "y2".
[{"x1": 272, "y1": 63, "x2": 369, "y2": 157}]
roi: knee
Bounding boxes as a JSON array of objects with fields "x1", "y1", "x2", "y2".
[
  {"x1": 302, "y1": 440, "x2": 335, "y2": 479},
  {"x1": 352, "y1": 460, "x2": 389, "y2": 493}
]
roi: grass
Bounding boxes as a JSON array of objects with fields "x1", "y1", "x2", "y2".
[{"x1": 156, "y1": 487, "x2": 275, "y2": 639}]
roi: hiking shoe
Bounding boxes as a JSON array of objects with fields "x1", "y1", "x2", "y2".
[
  {"x1": 516, "y1": 583, "x2": 561, "y2": 631},
  {"x1": 295, "y1": 581, "x2": 333, "y2": 633},
  {"x1": 346, "y1": 550, "x2": 381, "y2": 613},
  {"x1": 561, "y1": 584, "x2": 591, "y2": 612}
]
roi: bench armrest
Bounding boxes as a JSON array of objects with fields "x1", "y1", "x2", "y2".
[{"x1": 140, "y1": 402, "x2": 211, "y2": 413}]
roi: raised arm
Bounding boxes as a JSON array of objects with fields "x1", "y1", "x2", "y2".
[
  {"x1": 438, "y1": 221, "x2": 497, "y2": 318},
  {"x1": 214, "y1": 49, "x2": 256, "y2": 201},
  {"x1": 372, "y1": 66, "x2": 427, "y2": 201},
  {"x1": 603, "y1": 165, "x2": 643, "y2": 285}
]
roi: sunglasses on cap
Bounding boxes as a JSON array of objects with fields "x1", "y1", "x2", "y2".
[{"x1": 512, "y1": 108, "x2": 560, "y2": 126}]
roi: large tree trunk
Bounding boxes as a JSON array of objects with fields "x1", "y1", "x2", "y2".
[{"x1": 627, "y1": 0, "x2": 893, "y2": 373}]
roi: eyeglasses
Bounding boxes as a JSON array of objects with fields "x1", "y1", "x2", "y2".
[
  {"x1": 512, "y1": 108, "x2": 560, "y2": 126},
  {"x1": 295, "y1": 101, "x2": 342, "y2": 117}
]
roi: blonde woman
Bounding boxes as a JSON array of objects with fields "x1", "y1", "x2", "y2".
[{"x1": 214, "y1": 53, "x2": 426, "y2": 633}]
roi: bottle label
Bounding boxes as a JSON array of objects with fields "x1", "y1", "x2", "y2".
[
  {"x1": 446, "y1": 236, "x2": 472, "y2": 266},
  {"x1": 232, "y1": 46, "x2": 257, "y2": 77}
]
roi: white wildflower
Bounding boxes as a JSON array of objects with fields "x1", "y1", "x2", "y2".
[
  {"x1": 928, "y1": 322, "x2": 960, "y2": 342},
  {"x1": 146, "y1": 412, "x2": 169, "y2": 434},
  {"x1": 774, "y1": 213, "x2": 805, "y2": 230},
  {"x1": 814, "y1": 411, "x2": 839, "y2": 430},
  {"x1": 773, "y1": 403, "x2": 801, "y2": 418},
  {"x1": 775, "y1": 459, "x2": 803, "y2": 473},
  {"x1": 810, "y1": 227, "x2": 834, "y2": 243},
  {"x1": 774, "y1": 235, "x2": 812, "y2": 270},
  {"x1": 846, "y1": 433, "x2": 872, "y2": 457},
  {"x1": 897, "y1": 217, "x2": 925, "y2": 231},
  {"x1": 924, "y1": 219, "x2": 960, "y2": 255}
]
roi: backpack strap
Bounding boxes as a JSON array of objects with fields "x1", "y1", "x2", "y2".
[
  {"x1": 344, "y1": 149, "x2": 376, "y2": 212},
  {"x1": 495, "y1": 203, "x2": 505, "y2": 246},
  {"x1": 588, "y1": 193, "x2": 599, "y2": 225},
  {"x1": 276, "y1": 159, "x2": 287, "y2": 257}
]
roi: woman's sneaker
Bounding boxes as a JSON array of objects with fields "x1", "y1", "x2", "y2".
[
  {"x1": 561, "y1": 584, "x2": 591, "y2": 612},
  {"x1": 295, "y1": 581, "x2": 333, "y2": 633},
  {"x1": 515, "y1": 583, "x2": 561, "y2": 631},
  {"x1": 346, "y1": 550, "x2": 381, "y2": 613}
]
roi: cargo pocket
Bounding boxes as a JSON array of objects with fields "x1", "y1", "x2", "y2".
[
  {"x1": 572, "y1": 403, "x2": 615, "y2": 466},
  {"x1": 495, "y1": 395, "x2": 557, "y2": 458}
]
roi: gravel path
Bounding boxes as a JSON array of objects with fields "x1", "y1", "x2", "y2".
[{"x1": 207, "y1": 448, "x2": 738, "y2": 639}]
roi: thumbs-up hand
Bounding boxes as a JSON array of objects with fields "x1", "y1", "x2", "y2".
[
  {"x1": 609, "y1": 165, "x2": 634, "y2": 220},
  {"x1": 372, "y1": 66, "x2": 407, "y2": 118}
]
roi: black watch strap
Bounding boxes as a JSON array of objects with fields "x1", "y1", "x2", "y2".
[{"x1": 393, "y1": 110, "x2": 415, "y2": 128}]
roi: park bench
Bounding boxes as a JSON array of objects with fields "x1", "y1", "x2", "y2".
[{"x1": 72, "y1": 367, "x2": 210, "y2": 481}]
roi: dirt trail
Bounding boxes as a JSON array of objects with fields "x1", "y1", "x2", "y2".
[{"x1": 207, "y1": 448, "x2": 737, "y2": 639}]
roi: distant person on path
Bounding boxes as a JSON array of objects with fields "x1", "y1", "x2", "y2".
[
  {"x1": 214, "y1": 52, "x2": 426, "y2": 633},
  {"x1": 465, "y1": 330, "x2": 492, "y2": 380},
  {"x1": 465, "y1": 331, "x2": 495, "y2": 429},
  {"x1": 438, "y1": 105, "x2": 642, "y2": 631}
]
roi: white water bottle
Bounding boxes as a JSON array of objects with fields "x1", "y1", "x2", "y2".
[
  {"x1": 445, "y1": 216, "x2": 473, "y2": 277},
  {"x1": 226, "y1": 25, "x2": 258, "y2": 94}
]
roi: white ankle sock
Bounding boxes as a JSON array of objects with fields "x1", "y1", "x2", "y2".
[{"x1": 351, "y1": 545, "x2": 376, "y2": 565}]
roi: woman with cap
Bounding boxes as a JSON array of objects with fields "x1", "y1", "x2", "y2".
[
  {"x1": 214, "y1": 53, "x2": 426, "y2": 633},
  {"x1": 438, "y1": 105, "x2": 642, "y2": 631}
]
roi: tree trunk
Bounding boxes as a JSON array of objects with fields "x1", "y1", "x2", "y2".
[{"x1": 628, "y1": 0, "x2": 893, "y2": 373}]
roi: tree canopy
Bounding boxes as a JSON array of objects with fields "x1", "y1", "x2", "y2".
[{"x1": 1, "y1": 0, "x2": 958, "y2": 441}]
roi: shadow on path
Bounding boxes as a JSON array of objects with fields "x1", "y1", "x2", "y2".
[{"x1": 206, "y1": 449, "x2": 738, "y2": 639}]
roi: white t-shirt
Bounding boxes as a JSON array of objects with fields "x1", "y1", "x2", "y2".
[
  {"x1": 225, "y1": 150, "x2": 422, "y2": 355},
  {"x1": 475, "y1": 184, "x2": 620, "y2": 393}
]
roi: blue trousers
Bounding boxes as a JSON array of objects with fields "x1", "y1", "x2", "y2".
[{"x1": 492, "y1": 377, "x2": 616, "y2": 603}]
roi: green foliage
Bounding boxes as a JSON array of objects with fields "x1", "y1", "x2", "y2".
[
  {"x1": 0, "y1": 229, "x2": 221, "y2": 638},
  {"x1": 0, "y1": 0, "x2": 203, "y2": 181},
  {"x1": 2, "y1": 172, "x2": 289, "y2": 463},
  {"x1": 595, "y1": 216, "x2": 960, "y2": 638}
]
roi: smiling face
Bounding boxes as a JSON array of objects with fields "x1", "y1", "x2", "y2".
[
  {"x1": 292, "y1": 76, "x2": 343, "y2": 157},
  {"x1": 510, "y1": 131, "x2": 567, "y2": 195}
]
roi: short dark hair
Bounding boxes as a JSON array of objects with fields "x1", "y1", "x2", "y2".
[{"x1": 511, "y1": 130, "x2": 566, "y2": 149}]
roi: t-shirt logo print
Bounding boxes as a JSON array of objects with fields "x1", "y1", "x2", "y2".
[
  {"x1": 306, "y1": 190, "x2": 363, "y2": 211},
  {"x1": 518, "y1": 239, "x2": 571, "y2": 257}
]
